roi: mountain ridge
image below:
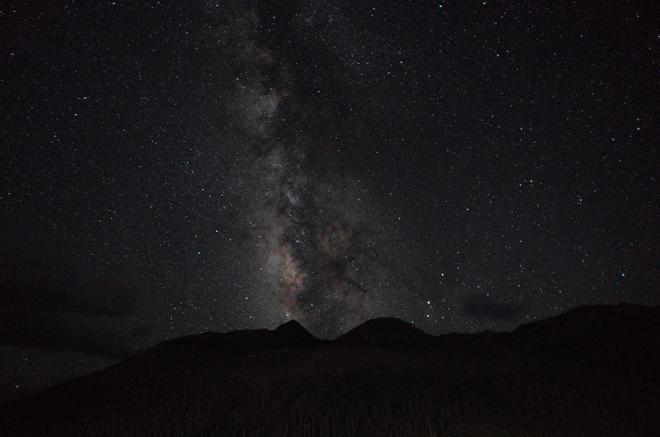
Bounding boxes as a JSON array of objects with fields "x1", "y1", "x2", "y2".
[{"x1": 1, "y1": 303, "x2": 659, "y2": 436}]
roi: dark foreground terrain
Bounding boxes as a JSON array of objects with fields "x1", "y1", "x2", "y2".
[{"x1": 1, "y1": 303, "x2": 659, "y2": 437}]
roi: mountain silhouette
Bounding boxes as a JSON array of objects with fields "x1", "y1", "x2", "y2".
[
  {"x1": 336, "y1": 317, "x2": 433, "y2": 346},
  {"x1": 1, "y1": 303, "x2": 659, "y2": 436},
  {"x1": 274, "y1": 319, "x2": 320, "y2": 345}
]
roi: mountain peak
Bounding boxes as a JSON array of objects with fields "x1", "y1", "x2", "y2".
[
  {"x1": 337, "y1": 317, "x2": 432, "y2": 346},
  {"x1": 274, "y1": 319, "x2": 318, "y2": 345},
  {"x1": 275, "y1": 319, "x2": 305, "y2": 331}
]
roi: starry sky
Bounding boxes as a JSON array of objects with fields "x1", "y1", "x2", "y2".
[{"x1": 1, "y1": 0, "x2": 658, "y2": 398}]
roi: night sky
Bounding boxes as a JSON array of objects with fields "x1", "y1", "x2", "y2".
[{"x1": 2, "y1": 0, "x2": 658, "y2": 399}]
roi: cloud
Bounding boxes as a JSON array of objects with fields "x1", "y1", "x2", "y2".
[
  {"x1": 461, "y1": 294, "x2": 524, "y2": 321},
  {"x1": 0, "y1": 249, "x2": 148, "y2": 358}
]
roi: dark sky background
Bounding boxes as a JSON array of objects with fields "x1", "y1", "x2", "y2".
[{"x1": 1, "y1": 0, "x2": 658, "y2": 400}]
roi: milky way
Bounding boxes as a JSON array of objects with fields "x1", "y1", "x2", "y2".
[{"x1": 223, "y1": 4, "x2": 391, "y2": 336}]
